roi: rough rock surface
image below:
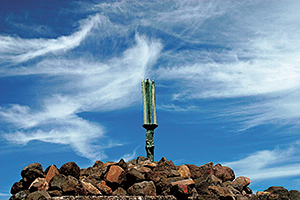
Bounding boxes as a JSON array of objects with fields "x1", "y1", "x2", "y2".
[{"x1": 9, "y1": 157, "x2": 300, "y2": 200}]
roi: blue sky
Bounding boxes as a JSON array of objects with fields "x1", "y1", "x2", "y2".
[{"x1": 1, "y1": 0, "x2": 300, "y2": 198}]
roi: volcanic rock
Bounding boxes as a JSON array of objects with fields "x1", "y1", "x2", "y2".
[
  {"x1": 49, "y1": 174, "x2": 67, "y2": 190},
  {"x1": 127, "y1": 181, "x2": 156, "y2": 196},
  {"x1": 29, "y1": 178, "x2": 49, "y2": 192},
  {"x1": 25, "y1": 190, "x2": 50, "y2": 200},
  {"x1": 177, "y1": 165, "x2": 191, "y2": 178},
  {"x1": 60, "y1": 162, "x2": 80, "y2": 179},
  {"x1": 45, "y1": 165, "x2": 59, "y2": 183}
]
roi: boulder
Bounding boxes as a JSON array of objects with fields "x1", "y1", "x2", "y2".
[
  {"x1": 126, "y1": 168, "x2": 146, "y2": 184},
  {"x1": 45, "y1": 165, "x2": 59, "y2": 183},
  {"x1": 25, "y1": 190, "x2": 50, "y2": 200},
  {"x1": 9, "y1": 190, "x2": 29, "y2": 200},
  {"x1": 93, "y1": 160, "x2": 104, "y2": 168},
  {"x1": 49, "y1": 174, "x2": 67, "y2": 190},
  {"x1": 79, "y1": 181, "x2": 101, "y2": 195},
  {"x1": 61, "y1": 175, "x2": 79, "y2": 195},
  {"x1": 232, "y1": 176, "x2": 251, "y2": 189},
  {"x1": 199, "y1": 162, "x2": 214, "y2": 174},
  {"x1": 170, "y1": 178, "x2": 195, "y2": 197},
  {"x1": 212, "y1": 164, "x2": 235, "y2": 182},
  {"x1": 112, "y1": 187, "x2": 127, "y2": 196},
  {"x1": 96, "y1": 180, "x2": 112, "y2": 195},
  {"x1": 127, "y1": 181, "x2": 156, "y2": 196},
  {"x1": 29, "y1": 178, "x2": 49, "y2": 192},
  {"x1": 136, "y1": 156, "x2": 151, "y2": 164},
  {"x1": 117, "y1": 159, "x2": 128, "y2": 171},
  {"x1": 264, "y1": 186, "x2": 289, "y2": 199},
  {"x1": 177, "y1": 165, "x2": 191, "y2": 178},
  {"x1": 290, "y1": 190, "x2": 300, "y2": 200},
  {"x1": 185, "y1": 164, "x2": 203, "y2": 179},
  {"x1": 104, "y1": 165, "x2": 126, "y2": 186},
  {"x1": 21, "y1": 163, "x2": 43, "y2": 179},
  {"x1": 60, "y1": 162, "x2": 80, "y2": 179},
  {"x1": 47, "y1": 190, "x2": 62, "y2": 197},
  {"x1": 11, "y1": 181, "x2": 24, "y2": 194},
  {"x1": 155, "y1": 157, "x2": 176, "y2": 172},
  {"x1": 21, "y1": 163, "x2": 45, "y2": 186},
  {"x1": 208, "y1": 185, "x2": 235, "y2": 200}
]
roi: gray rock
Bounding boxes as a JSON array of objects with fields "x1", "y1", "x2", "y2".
[
  {"x1": 61, "y1": 175, "x2": 79, "y2": 195},
  {"x1": 25, "y1": 190, "x2": 50, "y2": 200},
  {"x1": 290, "y1": 190, "x2": 300, "y2": 200}
]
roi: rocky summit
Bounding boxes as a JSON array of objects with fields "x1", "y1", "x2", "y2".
[{"x1": 9, "y1": 156, "x2": 300, "y2": 200}]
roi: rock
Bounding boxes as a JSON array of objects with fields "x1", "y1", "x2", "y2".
[
  {"x1": 127, "y1": 168, "x2": 146, "y2": 184},
  {"x1": 79, "y1": 181, "x2": 101, "y2": 195},
  {"x1": 212, "y1": 164, "x2": 235, "y2": 182},
  {"x1": 21, "y1": 163, "x2": 45, "y2": 186},
  {"x1": 93, "y1": 160, "x2": 104, "y2": 168},
  {"x1": 25, "y1": 190, "x2": 50, "y2": 200},
  {"x1": 103, "y1": 161, "x2": 116, "y2": 168},
  {"x1": 232, "y1": 176, "x2": 251, "y2": 189},
  {"x1": 9, "y1": 190, "x2": 29, "y2": 200},
  {"x1": 235, "y1": 194, "x2": 249, "y2": 200},
  {"x1": 117, "y1": 159, "x2": 128, "y2": 171},
  {"x1": 137, "y1": 156, "x2": 151, "y2": 164},
  {"x1": 264, "y1": 186, "x2": 289, "y2": 199},
  {"x1": 11, "y1": 181, "x2": 24, "y2": 194},
  {"x1": 61, "y1": 175, "x2": 79, "y2": 195},
  {"x1": 170, "y1": 178, "x2": 195, "y2": 197},
  {"x1": 49, "y1": 174, "x2": 67, "y2": 190},
  {"x1": 177, "y1": 165, "x2": 191, "y2": 178},
  {"x1": 112, "y1": 187, "x2": 127, "y2": 196},
  {"x1": 47, "y1": 190, "x2": 62, "y2": 197},
  {"x1": 104, "y1": 165, "x2": 126, "y2": 186},
  {"x1": 185, "y1": 164, "x2": 203, "y2": 179},
  {"x1": 29, "y1": 178, "x2": 49, "y2": 192},
  {"x1": 96, "y1": 180, "x2": 113, "y2": 195},
  {"x1": 155, "y1": 158, "x2": 176, "y2": 172},
  {"x1": 60, "y1": 162, "x2": 80, "y2": 179},
  {"x1": 21, "y1": 163, "x2": 43, "y2": 179},
  {"x1": 45, "y1": 165, "x2": 59, "y2": 183},
  {"x1": 208, "y1": 185, "x2": 235, "y2": 200},
  {"x1": 127, "y1": 181, "x2": 156, "y2": 196},
  {"x1": 194, "y1": 174, "x2": 222, "y2": 195},
  {"x1": 290, "y1": 190, "x2": 300, "y2": 200},
  {"x1": 199, "y1": 162, "x2": 214, "y2": 174}
]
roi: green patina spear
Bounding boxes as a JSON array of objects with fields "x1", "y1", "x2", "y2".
[{"x1": 141, "y1": 79, "x2": 158, "y2": 162}]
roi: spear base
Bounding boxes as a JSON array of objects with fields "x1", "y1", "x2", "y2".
[{"x1": 142, "y1": 124, "x2": 158, "y2": 162}]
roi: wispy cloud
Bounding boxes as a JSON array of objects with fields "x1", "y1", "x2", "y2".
[
  {"x1": 0, "y1": 14, "x2": 101, "y2": 64},
  {"x1": 0, "y1": 13, "x2": 162, "y2": 161},
  {"x1": 224, "y1": 144, "x2": 300, "y2": 180}
]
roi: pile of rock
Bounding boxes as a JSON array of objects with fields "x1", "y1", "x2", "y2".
[{"x1": 9, "y1": 156, "x2": 300, "y2": 200}]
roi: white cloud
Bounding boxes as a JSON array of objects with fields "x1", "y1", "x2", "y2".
[
  {"x1": 0, "y1": 30, "x2": 162, "y2": 161},
  {"x1": 224, "y1": 145, "x2": 300, "y2": 180},
  {"x1": 0, "y1": 14, "x2": 101, "y2": 64}
]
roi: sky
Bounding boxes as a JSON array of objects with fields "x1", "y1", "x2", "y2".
[{"x1": 1, "y1": 0, "x2": 300, "y2": 198}]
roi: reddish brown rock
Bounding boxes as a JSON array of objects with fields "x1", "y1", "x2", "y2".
[
  {"x1": 103, "y1": 161, "x2": 116, "y2": 168},
  {"x1": 60, "y1": 162, "x2": 80, "y2": 179},
  {"x1": 96, "y1": 180, "x2": 112, "y2": 195},
  {"x1": 186, "y1": 164, "x2": 203, "y2": 179},
  {"x1": 21, "y1": 163, "x2": 43, "y2": 179},
  {"x1": 177, "y1": 165, "x2": 191, "y2": 178},
  {"x1": 208, "y1": 185, "x2": 235, "y2": 200},
  {"x1": 154, "y1": 157, "x2": 176, "y2": 172},
  {"x1": 127, "y1": 181, "x2": 156, "y2": 196},
  {"x1": 46, "y1": 165, "x2": 59, "y2": 183},
  {"x1": 170, "y1": 178, "x2": 195, "y2": 197},
  {"x1": 212, "y1": 164, "x2": 235, "y2": 182},
  {"x1": 232, "y1": 176, "x2": 251, "y2": 189},
  {"x1": 104, "y1": 165, "x2": 126, "y2": 185},
  {"x1": 199, "y1": 162, "x2": 214, "y2": 174},
  {"x1": 29, "y1": 178, "x2": 49, "y2": 192},
  {"x1": 93, "y1": 160, "x2": 104, "y2": 168},
  {"x1": 80, "y1": 181, "x2": 101, "y2": 195}
]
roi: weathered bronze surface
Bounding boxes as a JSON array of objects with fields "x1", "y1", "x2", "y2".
[{"x1": 141, "y1": 79, "x2": 158, "y2": 162}]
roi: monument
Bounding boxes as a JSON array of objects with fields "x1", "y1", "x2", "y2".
[{"x1": 141, "y1": 79, "x2": 158, "y2": 162}]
